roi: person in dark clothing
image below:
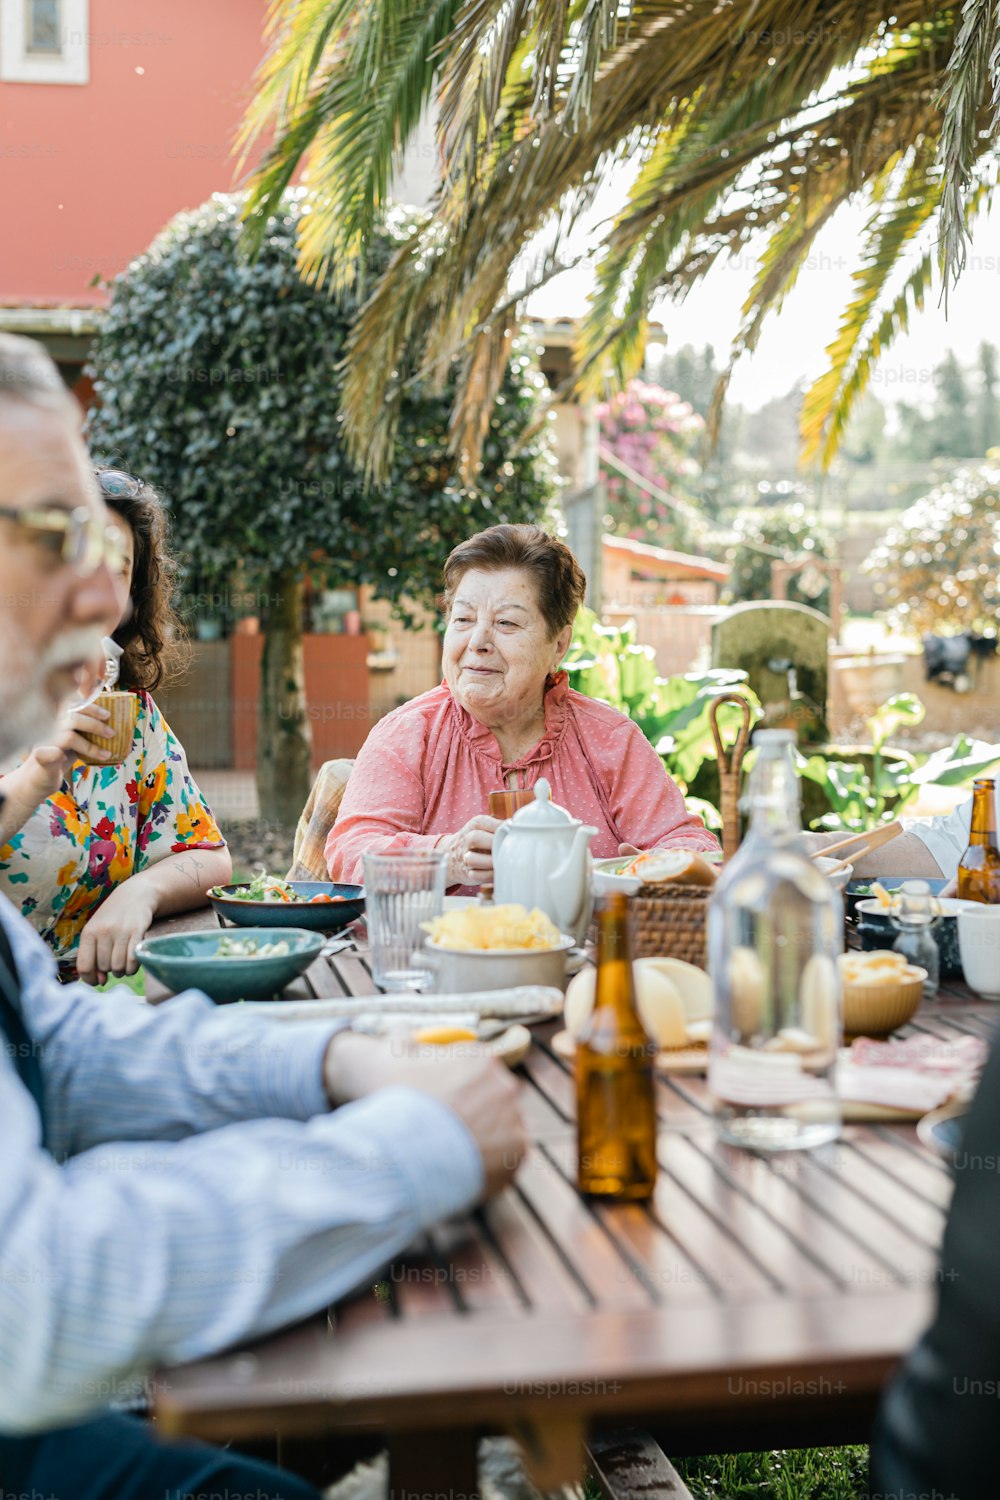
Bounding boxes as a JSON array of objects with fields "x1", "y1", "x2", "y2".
[{"x1": 870, "y1": 1034, "x2": 1000, "y2": 1499}]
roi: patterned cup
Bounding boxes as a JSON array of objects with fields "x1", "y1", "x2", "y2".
[{"x1": 76, "y1": 690, "x2": 138, "y2": 766}]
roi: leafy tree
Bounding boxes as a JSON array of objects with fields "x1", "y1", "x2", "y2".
[
  {"x1": 563, "y1": 609, "x2": 761, "y2": 816},
  {"x1": 725, "y1": 506, "x2": 835, "y2": 615},
  {"x1": 596, "y1": 380, "x2": 703, "y2": 551},
  {"x1": 651, "y1": 345, "x2": 718, "y2": 423},
  {"x1": 934, "y1": 351, "x2": 974, "y2": 457},
  {"x1": 863, "y1": 462, "x2": 1000, "y2": 636},
  {"x1": 881, "y1": 343, "x2": 1000, "y2": 463},
  {"x1": 87, "y1": 192, "x2": 554, "y2": 823},
  {"x1": 976, "y1": 342, "x2": 1000, "y2": 455},
  {"x1": 241, "y1": 2, "x2": 1000, "y2": 482},
  {"x1": 840, "y1": 393, "x2": 888, "y2": 467}
]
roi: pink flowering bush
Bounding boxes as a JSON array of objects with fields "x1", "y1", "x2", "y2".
[{"x1": 596, "y1": 379, "x2": 703, "y2": 547}]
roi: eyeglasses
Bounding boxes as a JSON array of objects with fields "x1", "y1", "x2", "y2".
[
  {"x1": 95, "y1": 468, "x2": 145, "y2": 500},
  {"x1": 0, "y1": 503, "x2": 129, "y2": 576}
]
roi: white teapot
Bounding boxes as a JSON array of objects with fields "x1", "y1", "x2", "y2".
[{"x1": 492, "y1": 779, "x2": 597, "y2": 944}]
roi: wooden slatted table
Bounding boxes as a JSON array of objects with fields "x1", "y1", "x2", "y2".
[{"x1": 147, "y1": 907, "x2": 994, "y2": 1490}]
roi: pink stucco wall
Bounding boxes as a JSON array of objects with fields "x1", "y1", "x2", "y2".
[{"x1": 0, "y1": 0, "x2": 269, "y2": 305}]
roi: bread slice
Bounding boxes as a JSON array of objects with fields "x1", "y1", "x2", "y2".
[{"x1": 627, "y1": 849, "x2": 718, "y2": 887}]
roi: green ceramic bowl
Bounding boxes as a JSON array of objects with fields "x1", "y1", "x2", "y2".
[{"x1": 135, "y1": 927, "x2": 325, "y2": 1004}]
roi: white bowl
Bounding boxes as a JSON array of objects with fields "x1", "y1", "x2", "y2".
[
  {"x1": 425, "y1": 936, "x2": 575, "y2": 994},
  {"x1": 815, "y1": 856, "x2": 854, "y2": 893}
]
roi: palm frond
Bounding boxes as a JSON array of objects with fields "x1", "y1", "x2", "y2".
[
  {"x1": 798, "y1": 137, "x2": 942, "y2": 468},
  {"x1": 437, "y1": 0, "x2": 536, "y2": 190},
  {"x1": 936, "y1": 0, "x2": 1000, "y2": 290},
  {"x1": 576, "y1": 31, "x2": 941, "y2": 402},
  {"x1": 802, "y1": 171, "x2": 995, "y2": 465},
  {"x1": 242, "y1": 0, "x2": 457, "y2": 282},
  {"x1": 239, "y1": 0, "x2": 999, "y2": 482}
]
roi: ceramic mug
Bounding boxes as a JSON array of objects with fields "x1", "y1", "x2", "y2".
[{"x1": 957, "y1": 905, "x2": 1000, "y2": 1001}]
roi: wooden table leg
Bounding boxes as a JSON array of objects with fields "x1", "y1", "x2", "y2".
[
  {"x1": 509, "y1": 1415, "x2": 584, "y2": 1492},
  {"x1": 388, "y1": 1428, "x2": 480, "y2": 1500}
]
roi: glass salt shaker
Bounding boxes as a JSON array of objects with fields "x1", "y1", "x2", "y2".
[{"x1": 890, "y1": 880, "x2": 941, "y2": 1000}]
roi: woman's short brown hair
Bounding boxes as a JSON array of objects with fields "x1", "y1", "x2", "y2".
[{"x1": 443, "y1": 524, "x2": 587, "y2": 638}]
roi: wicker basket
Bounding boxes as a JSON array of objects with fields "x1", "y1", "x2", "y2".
[{"x1": 630, "y1": 884, "x2": 713, "y2": 967}]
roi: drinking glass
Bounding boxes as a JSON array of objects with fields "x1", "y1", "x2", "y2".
[
  {"x1": 363, "y1": 850, "x2": 447, "y2": 991},
  {"x1": 488, "y1": 787, "x2": 537, "y2": 820}
]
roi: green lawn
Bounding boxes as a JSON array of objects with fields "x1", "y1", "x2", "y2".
[
  {"x1": 585, "y1": 1448, "x2": 869, "y2": 1500},
  {"x1": 674, "y1": 1448, "x2": 869, "y2": 1498}
]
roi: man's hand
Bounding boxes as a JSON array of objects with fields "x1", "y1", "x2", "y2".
[
  {"x1": 76, "y1": 881, "x2": 156, "y2": 986},
  {"x1": 324, "y1": 1032, "x2": 526, "y2": 1199},
  {"x1": 437, "y1": 815, "x2": 501, "y2": 886}
]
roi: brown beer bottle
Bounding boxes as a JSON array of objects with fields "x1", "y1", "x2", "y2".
[
  {"x1": 957, "y1": 778, "x2": 1000, "y2": 904},
  {"x1": 576, "y1": 893, "x2": 658, "y2": 1200}
]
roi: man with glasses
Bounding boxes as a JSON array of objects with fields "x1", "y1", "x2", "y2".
[{"x1": 0, "y1": 334, "x2": 525, "y2": 1499}]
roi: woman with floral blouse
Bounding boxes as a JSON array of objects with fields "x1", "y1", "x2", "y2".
[{"x1": 0, "y1": 468, "x2": 231, "y2": 984}]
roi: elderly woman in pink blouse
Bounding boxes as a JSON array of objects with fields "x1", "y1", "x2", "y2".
[{"x1": 326, "y1": 524, "x2": 719, "y2": 889}]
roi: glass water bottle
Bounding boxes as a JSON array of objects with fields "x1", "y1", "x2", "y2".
[{"x1": 708, "y1": 730, "x2": 843, "y2": 1151}]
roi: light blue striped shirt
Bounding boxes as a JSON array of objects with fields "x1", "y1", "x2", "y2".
[{"x1": 0, "y1": 896, "x2": 483, "y2": 1433}]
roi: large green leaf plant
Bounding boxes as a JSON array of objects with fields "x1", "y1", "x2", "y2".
[
  {"x1": 563, "y1": 609, "x2": 762, "y2": 825},
  {"x1": 798, "y1": 693, "x2": 1000, "y2": 832}
]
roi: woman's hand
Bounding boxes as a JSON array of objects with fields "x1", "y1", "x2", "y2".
[
  {"x1": 76, "y1": 881, "x2": 155, "y2": 987},
  {"x1": 618, "y1": 843, "x2": 641, "y2": 857},
  {"x1": 437, "y1": 815, "x2": 501, "y2": 886},
  {"x1": 48, "y1": 701, "x2": 116, "y2": 769},
  {"x1": 7, "y1": 704, "x2": 114, "y2": 814}
]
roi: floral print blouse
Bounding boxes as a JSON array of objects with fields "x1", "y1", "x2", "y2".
[{"x1": 0, "y1": 690, "x2": 225, "y2": 970}]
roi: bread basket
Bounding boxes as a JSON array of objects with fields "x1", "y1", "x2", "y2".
[{"x1": 630, "y1": 694, "x2": 752, "y2": 969}]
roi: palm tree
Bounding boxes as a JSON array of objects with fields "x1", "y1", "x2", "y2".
[{"x1": 240, "y1": 0, "x2": 1000, "y2": 482}]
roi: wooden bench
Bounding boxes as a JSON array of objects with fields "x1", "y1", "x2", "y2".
[{"x1": 587, "y1": 1430, "x2": 695, "y2": 1500}]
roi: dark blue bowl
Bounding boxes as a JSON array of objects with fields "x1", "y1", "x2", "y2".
[
  {"x1": 208, "y1": 881, "x2": 364, "y2": 934},
  {"x1": 855, "y1": 889, "x2": 971, "y2": 980}
]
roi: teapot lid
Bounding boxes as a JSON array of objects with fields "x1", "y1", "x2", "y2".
[{"x1": 509, "y1": 778, "x2": 575, "y2": 828}]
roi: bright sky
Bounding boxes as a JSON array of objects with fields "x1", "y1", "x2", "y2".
[{"x1": 525, "y1": 174, "x2": 1000, "y2": 413}]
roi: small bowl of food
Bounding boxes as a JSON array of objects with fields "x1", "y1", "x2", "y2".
[
  {"x1": 422, "y1": 903, "x2": 574, "y2": 993},
  {"x1": 840, "y1": 949, "x2": 927, "y2": 1037},
  {"x1": 813, "y1": 856, "x2": 855, "y2": 896},
  {"x1": 135, "y1": 927, "x2": 325, "y2": 1004},
  {"x1": 208, "y1": 873, "x2": 364, "y2": 933},
  {"x1": 855, "y1": 892, "x2": 975, "y2": 979}
]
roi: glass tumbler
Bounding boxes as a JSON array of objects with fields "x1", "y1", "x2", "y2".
[{"x1": 362, "y1": 850, "x2": 448, "y2": 992}]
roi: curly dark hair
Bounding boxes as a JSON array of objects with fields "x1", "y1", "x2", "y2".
[{"x1": 95, "y1": 469, "x2": 184, "y2": 692}]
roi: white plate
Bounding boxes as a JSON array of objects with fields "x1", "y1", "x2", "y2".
[
  {"x1": 592, "y1": 863, "x2": 642, "y2": 897},
  {"x1": 856, "y1": 897, "x2": 978, "y2": 919}
]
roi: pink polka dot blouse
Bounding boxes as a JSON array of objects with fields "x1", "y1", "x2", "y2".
[{"x1": 326, "y1": 672, "x2": 719, "y2": 884}]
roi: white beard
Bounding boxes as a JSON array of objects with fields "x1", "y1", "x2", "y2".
[{"x1": 0, "y1": 617, "x2": 102, "y2": 761}]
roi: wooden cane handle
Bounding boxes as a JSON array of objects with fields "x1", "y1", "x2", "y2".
[
  {"x1": 709, "y1": 692, "x2": 753, "y2": 775},
  {"x1": 709, "y1": 693, "x2": 753, "y2": 863}
]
